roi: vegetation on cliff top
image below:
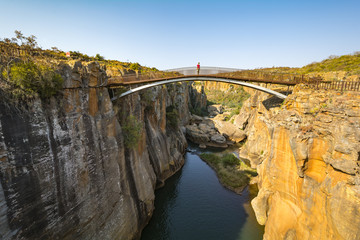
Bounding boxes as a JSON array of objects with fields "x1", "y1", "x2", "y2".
[
  {"x1": 240, "y1": 52, "x2": 360, "y2": 76},
  {"x1": 0, "y1": 31, "x2": 64, "y2": 101},
  {"x1": 0, "y1": 31, "x2": 164, "y2": 74},
  {"x1": 0, "y1": 30, "x2": 180, "y2": 103},
  {"x1": 199, "y1": 153, "x2": 257, "y2": 193}
]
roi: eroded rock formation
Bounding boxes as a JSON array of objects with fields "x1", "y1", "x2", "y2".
[
  {"x1": 0, "y1": 61, "x2": 197, "y2": 239},
  {"x1": 240, "y1": 86, "x2": 360, "y2": 240}
]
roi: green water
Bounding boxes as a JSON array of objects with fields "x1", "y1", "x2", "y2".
[{"x1": 141, "y1": 146, "x2": 264, "y2": 240}]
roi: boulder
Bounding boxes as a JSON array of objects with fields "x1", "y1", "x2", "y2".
[
  {"x1": 213, "y1": 118, "x2": 247, "y2": 143},
  {"x1": 190, "y1": 114, "x2": 203, "y2": 124},
  {"x1": 234, "y1": 112, "x2": 250, "y2": 130},
  {"x1": 185, "y1": 124, "x2": 210, "y2": 143},
  {"x1": 199, "y1": 143, "x2": 207, "y2": 149},
  {"x1": 207, "y1": 104, "x2": 223, "y2": 117},
  {"x1": 210, "y1": 134, "x2": 226, "y2": 144}
]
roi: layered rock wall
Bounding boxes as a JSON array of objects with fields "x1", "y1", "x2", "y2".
[
  {"x1": 0, "y1": 61, "x2": 193, "y2": 239},
  {"x1": 240, "y1": 86, "x2": 360, "y2": 239}
]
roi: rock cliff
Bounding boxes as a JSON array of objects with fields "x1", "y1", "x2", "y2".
[
  {"x1": 0, "y1": 61, "x2": 195, "y2": 239},
  {"x1": 240, "y1": 86, "x2": 360, "y2": 239}
]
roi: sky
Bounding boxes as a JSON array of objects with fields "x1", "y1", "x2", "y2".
[{"x1": 0, "y1": 0, "x2": 359, "y2": 70}]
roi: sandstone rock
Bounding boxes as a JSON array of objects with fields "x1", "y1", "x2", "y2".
[
  {"x1": 251, "y1": 189, "x2": 272, "y2": 225},
  {"x1": 330, "y1": 158, "x2": 357, "y2": 175},
  {"x1": 185, "y1": 119, "x2": 229, "y2": 149},
  {"x1": 234, "y1": 112, "x2": 250, "y2": 130},
  {"x1": 185, "y1": 124, "x2": 210, "y2": 143},
  {"x1": 0, "y1": 62, "x2": 193, "y2": 240},
  {"x1": 213, "y1": 118, "x2": 247, "y2": 143},
  {"x1": 207, "y1": 105, "x2": 223, "y2": 117},
  {"x1": 241, "y1": 87, "x2": 360, "y2": 240},
  {"x1": 198, "y1": 123, "x2": 214, "y2": 133},
  {"x1": 199, "y1": 143, "x2": 206, "y2": 149},
  {"x1": 210, "y1": 134, "x2": 226, "y2": 144},
  {"x1": 190, "y1": 114, "x2": 203, "y2": 124},
  {"x1": 207, "y1": 104, "x2": 223, "y2": 114}
]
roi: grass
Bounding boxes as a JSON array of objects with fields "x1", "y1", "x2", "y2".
[
  {"x1": 205, "y1": 86, "x2": 250, "y2": 120},
  {"x1": 199, "y1": 153, "x2": 257, "y2": 193},
  {"x1": 228, "y1": 52, "x2": 360, "y2": 77}
]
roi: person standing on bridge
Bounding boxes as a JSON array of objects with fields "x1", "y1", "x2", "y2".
[{"x1": 197, "y1": 62, "x2": 200, "y2": 75}]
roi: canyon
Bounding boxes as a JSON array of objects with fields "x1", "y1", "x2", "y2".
[{"x1": 0, "y1": 59, "x2": 359, "y2": 240}]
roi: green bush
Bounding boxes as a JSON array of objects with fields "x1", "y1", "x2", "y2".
[
  {"x1": 122, "y1": 115, "x2": 142, "y2": 149},
  {"x1": 190, "y1": 106, "x2": 208, "y2": 117},
  {"x1": 95, "y1": 53, "x2": 105, "y2": 61},
  {"x1": 199, "y1": 153, "x2": 256, "y2": 191},
  {"x1": 222, "y1": 154, "x2": 240, "y2": 167},
  {"x1": 3, "y1": 61, "x2": 63, "y2": 98},
  {"x1": 199, "y1": 153, "x2": 220, "y2": 166},
  {"x1": 129, "y1": 62, "x2": 141, "y2": 71},
  {"x1": 140, "y1": 89, "x2": 154, "y2": 105},
  {"x1": 205, "y1": 87, "x2": 250, "y2": 111},
  {"x1": 166, "y1": 106, "x2": 179, "y2": 129}
]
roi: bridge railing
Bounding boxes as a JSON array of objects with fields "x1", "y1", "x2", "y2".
[
  {"x1": 216, "y1": 70, "x2": 322, "y2": 84},
  {"x1": 306, "y1": 80, "x2": 360, "y2": 91},
  {"x1": 108, "y1": 71, "x2": 182, "y2": 84}
]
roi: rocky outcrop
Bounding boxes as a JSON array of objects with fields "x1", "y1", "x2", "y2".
[
  {"x1": 185, "y1": 116, "x2": 228, "y2": 148},
  {"x1": 212, "y1": 115, "x2": 246, "y2": 143},
  {"x1": 0, "y1": 61, "x2": 194, "y2": 240},
  {"x1": 240, "y1": 86, "x2": 360, "y2": 240},
  {"x1": 207, "y1": 104, "x2": 223, "y2": 117}
]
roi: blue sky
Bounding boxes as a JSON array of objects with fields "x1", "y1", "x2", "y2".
[{"x1": 0, "y1": 0, "x2": 359, "y2": 70}]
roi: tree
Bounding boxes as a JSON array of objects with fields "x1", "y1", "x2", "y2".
[
  {"x1": 15, "y1": 30, "x2": 24, "y2": 44},
  {"x1": 95, "y1": 53, "x2": 105, "y2": 61}
]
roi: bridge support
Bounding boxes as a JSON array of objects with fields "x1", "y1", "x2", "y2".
[{"x1": 111, "y1": 77, "x2": 288, "y2": 101}]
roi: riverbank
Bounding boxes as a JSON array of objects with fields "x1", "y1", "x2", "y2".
[
  {"x1": 141, "y1": 150, "x2": 264, "y2": 240},
  {"x1": 199, "y1": 153, "x2": 257, "y2": 194}
]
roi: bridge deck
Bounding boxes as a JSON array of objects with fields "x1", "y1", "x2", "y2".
[{"x1": 109, "y1": 74, "x2": 298, "y2": 87}]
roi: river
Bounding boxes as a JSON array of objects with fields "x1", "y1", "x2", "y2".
[{"x1": 140, "y1": 145, "x2": 264, "y2": 240}]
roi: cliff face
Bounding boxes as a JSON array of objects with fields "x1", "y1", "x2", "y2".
[
  {"x1": 0, "y1": 61, "x2": 192, "y2": 239},
  {"x1": 240, "y1": 86, "x2": 360, "y2": 239}
]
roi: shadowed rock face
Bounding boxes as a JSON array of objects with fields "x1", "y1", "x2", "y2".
[
  {"x1": 0, "y1": 61, "x2": 195, "y2": 240},
  {"x1": 240, "y1": 86, "x2": 360, "y2": 240}
]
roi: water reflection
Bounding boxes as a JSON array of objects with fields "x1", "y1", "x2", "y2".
[{"x1": 141, "y1": 147, "x2": 264, "y2": 240}]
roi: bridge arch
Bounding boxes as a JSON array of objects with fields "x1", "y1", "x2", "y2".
[{"x1": 111, "y1": 76, "x2": 287, "y2": 101}]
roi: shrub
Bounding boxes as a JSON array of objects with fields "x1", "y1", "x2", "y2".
[
  {"x1": 95, "y1": 54, "x2": 105, "y2": 61},
  {"x1": 3, "y1": 61, "x2": 63, "y2": 98},
  {"x1": 166, "y1": 105, "x2": 179, "y2": 129},
  {"x1": 199, "y1": 153, "x2": 220, "y2": 166},
  {"x1": 140, "y1": 89, "x2": 154, "y2": 105},
  {"x1": 122, "y1": 115, "x2": 142, "y2": 148},
  {"x1": 205, "y1": 86, "x2": 250, "y2": 111},
  {"x1": 190, "y1": 106, "x2": 208, "y2": 117},
  {"x1": 129, "y1": 62, "x2": 141, "y2": 71},
  {"x1": 222, "y1": 154, "x2": 240, "y2": 167}
]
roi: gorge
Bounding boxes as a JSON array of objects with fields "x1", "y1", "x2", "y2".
[{"x1": 0, "y1": 52, "x2": 360, "y2": 240}]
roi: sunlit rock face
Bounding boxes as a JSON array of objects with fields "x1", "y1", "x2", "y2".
[
  {"x1": 0, "y1": 61, "x2": 197, "y2": 239},
  {"x1": 240, "y1": 86, "x2": 360, "y2": 240}
]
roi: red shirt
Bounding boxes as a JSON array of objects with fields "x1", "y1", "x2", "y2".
[{"x1": 197, "y1": 64, "x2": 200, "y2": 69}]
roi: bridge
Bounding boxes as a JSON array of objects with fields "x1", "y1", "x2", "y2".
[
  {"x1": 111, "y1": 75, "x2": 289, "y2": 100},
  {"x1": 109, "y1": 66, "x2": 304, "y2": 101}
]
